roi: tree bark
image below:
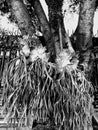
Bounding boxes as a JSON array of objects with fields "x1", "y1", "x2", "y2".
[
  {"x1": 75, "y1": 0, "x2": 96, "y2": 52},
  {"x1": 6, "y1": 0, "x2": 41, "y2": 48},
  {"x1": 31, "y1": 0, "x2": 51, "y2": 42},
  {"x1": 74, "y1": 0, "x2": 96, "y2": 79},
  {"x1": 49, "y1": 8, "x2": 62, "y2": 54},
  {"x1": 30, "y1": 0, "x2": 56, "y2": 60},
  {"x1": 7, "y1": 0, "x2": 35, "y2": 36},
  {"x1": 45, "y1": 0, "x2": 74, "y2": 55}
]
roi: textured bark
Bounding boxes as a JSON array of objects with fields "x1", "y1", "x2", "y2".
[
  {"x1": 6, "y1": 0, "x2": 42, "y2": 49},
  {"x1": 31, "y1": 0, "x2": 51, "y2": 42},
  {"x1": 73, "y1": 0, "x2": 96, "y2": 80},
  {"x1": 45, "y1": 0, "x2": 74, "y2": 55},
  {"x1": 7, "y1": 0, "x2": 35, "y2": 36},
  {"x1": 30, "y1": 0, "x2": 56, "y2": 60},
  {"x1": 75, "y1": 0, "x2": 96, "y2": 52},
  {"x1": 45, "y1": 0, "x2": 63, "y2": 54},
  {"x1": 72, "y1": 2, "x2": 96, "y2": 130},
  {"x1": 49, "y1": 8, "x2": 63, "y2": 54}
]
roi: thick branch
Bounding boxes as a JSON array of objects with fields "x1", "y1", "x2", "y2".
[
  {"x1": 75, "y1": 0, "x2": 96, "y2": 52},
  {"x1": 31, "y1": 0, "x2": 51, "y2": 41},
  {"x1": 6, "y1": 0, "x2": 42, "y2": 49},
  {"x1": 7, "y1": 0, "x2": 35, "y2": 36},
  {"x1": 45, "y1": 0, "x2": 74, "y2": 55},
  {"x1": 30, "y1": 0, "x2": 56, "y2": 60}
]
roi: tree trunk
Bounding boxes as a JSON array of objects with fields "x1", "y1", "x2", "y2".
[
  {"x1": 45, "y1": 0, "x2": 74, "y2": 55},
  {"x1": 74, "y1": 0, "x2": 96, "y2": 79},
  {"x1": 8, "y1": 0, "x2": 35, "y2": 36},
  {"x1": 48, "y1": 7, "x2": 63, "y2": 54},
  {"x1": 7, "y1": 0, "x2": 41, "y2": 47},
  {"x1": 76, "y1": 0, "x2": 96, "y2": 52},
  {"x1": 30, "y1": 0, "x2": 56, "y2": 60}
]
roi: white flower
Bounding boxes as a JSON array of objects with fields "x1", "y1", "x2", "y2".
[
  {"x1": 56, "y1": 49, "x2": 72, "y2": 71},
  {"x1": 56, "y1": 49, "x2": 79, "y2": 71},
  {"x1": 30, "y1": 46, "x2": 49, "y2": 62},
  {"x1": 22, "y1": 44, "x2": 30, "y2": 56}
]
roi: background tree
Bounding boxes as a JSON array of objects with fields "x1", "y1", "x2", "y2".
[{"x1": 72, "y1": 0, "x2": 96, "y2": 80}]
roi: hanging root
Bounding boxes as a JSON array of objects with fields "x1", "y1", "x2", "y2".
[{"x1": 1, "y1": 47, "x2": 94, "y2": 130}]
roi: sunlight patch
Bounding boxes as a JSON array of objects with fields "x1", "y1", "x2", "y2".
[{"x1": 0, "y1": 11, "x2": 21, "y2": 35}]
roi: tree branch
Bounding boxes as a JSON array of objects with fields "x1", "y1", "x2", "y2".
[
  {"x1": 45, "y1": 0, "x2": 74, "y2": 55},
  {"x1": 6, "y1": 0, "x2": 42, "y2": 49},
  {"x1": 7, "y1": 0, "x2": 35, "y2": 36},
  {"x1": 30, "y1": 0, "x2": 56, "y2": 61}
]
